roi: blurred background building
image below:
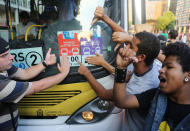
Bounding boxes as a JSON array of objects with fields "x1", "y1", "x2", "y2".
[
  {"x1": 146, "y1": 0, "x2": 169, "y2": 20},
  {"x1": 0, "y1": 0, "x2": 31, "y2": 27},
  {"x1": 176, "y1": 0, "x2": 190, "y2": 33}
]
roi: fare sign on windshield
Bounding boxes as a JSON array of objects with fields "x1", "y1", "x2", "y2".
[{"x1": 57, "y1": 30, "x2": 103, "y2": 67}]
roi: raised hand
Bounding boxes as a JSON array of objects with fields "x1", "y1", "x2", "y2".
[
  {"x1": 112, "y1": 32, "x2": 131, "y2": 43},
  {"x1": 44, "y1": 48, "x2": 56, "y2": 66},
  {"x1": 57, "y1": 55, "x2": 70, "y2": 75},
  {"x1": 85, "y1": 53, "x2": 105, "y2": 66},
  {"x1": 116, "y1": 45, "x2": 138, "y2": 69},
  {"x1": 77, "y1": 61, "x2": 90, "y2": 76},
  {"x1": 91, "y1": 6, "x2": 105, "y2": 25}
]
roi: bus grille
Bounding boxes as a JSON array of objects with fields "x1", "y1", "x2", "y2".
[{"x1": 18, "y1": 90, "x2": 81, "y2": 107}]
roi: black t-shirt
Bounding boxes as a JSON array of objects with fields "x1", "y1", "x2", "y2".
[{"x1": 136, "y1": 88, "x2": 190, "y2": 130}]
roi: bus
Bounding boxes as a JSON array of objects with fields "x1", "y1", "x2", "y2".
[{"x1": 0, "y1": 0, "x2": 128, "y2": 130}]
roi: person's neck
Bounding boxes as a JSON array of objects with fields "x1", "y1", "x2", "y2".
[
  {"x1": 169, "y1": 84, "x2": 190, "y2": 104},
  {"x1": 134, "y1": 62, "x2": 151, "y2": 75}
]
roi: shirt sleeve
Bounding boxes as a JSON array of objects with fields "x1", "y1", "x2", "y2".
[
  {"x1": 135, "y1": 88, "x2": 157, "y2": 112},
  {"x1": 7, "y1": 65, "x2": 18, "y2": 77},
  {"x1": 0, "y1": 79, "x2": 32, "y2": 103},
  {"x1": 8, "y1": 65, "x2": 24, "y2": 79}
]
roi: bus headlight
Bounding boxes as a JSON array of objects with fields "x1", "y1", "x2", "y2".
[
  {"x1": 82, "y1": 111, "x2": 94, "y2": 121},
  {"x1": 66, "y1": 98, "x2": 114, "y2": 124}
]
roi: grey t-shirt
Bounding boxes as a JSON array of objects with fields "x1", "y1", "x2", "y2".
[{"x1": 124, "y1": 61, "x2": 160, "y2": 131}]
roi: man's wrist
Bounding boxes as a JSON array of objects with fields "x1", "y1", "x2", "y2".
[
  {"x1": 83, "y1": 70, "x2": 91, "y2": 76},
  {"x1": 115, "y1": 67, "x2": 127, "y2": 83},
  {"x1": 101, "y1": 60, "x2": 107, "y2": 66},
  {"x1": 42, "y1": 61, "x2": 48, "y2": 68},
  {"x1": 102, "y1": 14, "x2": 108, "y2": 21}
]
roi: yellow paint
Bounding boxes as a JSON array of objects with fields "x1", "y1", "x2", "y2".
[
  {"x1": 25, "y1": 25, "x2": 42, "y2": 41},
  {"x1": 8, "y1": 11, "x2": 14, "y2": 40},
  {"x1": 158, "y1": 121, "x2": 170, "y2": 131},
  {"x1": 18, "y1": 82, "x2": 97, "y2": 116}
]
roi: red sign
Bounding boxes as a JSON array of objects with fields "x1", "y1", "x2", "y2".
[{"x1": 58, "y1": 32, "x2": 81, "y2": 56}]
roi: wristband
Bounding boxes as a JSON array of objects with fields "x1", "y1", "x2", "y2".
[
  {"x1": 115, "y1": 68, "x2": 127, "y2": 83},
  {"x1": 42, "y1": 61, "x2": 48, "y2": 68}
]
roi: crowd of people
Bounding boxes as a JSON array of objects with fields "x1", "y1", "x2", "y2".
[
  {"x1": 157, "y1": 29, "x2": 190, "y2": 47},
  {"x1": 1, "y1": 4, "x2": 190, "y2": 131},
  {"x1": 78, "y1": 6, "x2": 190, "y2": 131}
]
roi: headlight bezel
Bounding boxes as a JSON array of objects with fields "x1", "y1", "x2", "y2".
[{"x1": 66, "y1": 97, "x2": 114, "y2": 124}]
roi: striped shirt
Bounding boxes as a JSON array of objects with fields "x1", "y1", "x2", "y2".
[{"x1": 0, "y1": 65, "x2": 32, "y2": 131}]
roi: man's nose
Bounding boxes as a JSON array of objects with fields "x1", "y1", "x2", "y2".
[{"x1": 9, "y1": 54, "x2": 14, "y2": 60}]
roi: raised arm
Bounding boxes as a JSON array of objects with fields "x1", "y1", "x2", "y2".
[
  {"x1": 92, "y1": 6, "x2": 125, "y2": 32},
  {"x1": 112, "y1": 32, "x2": 133, "y2": 43},
  {"x1": 26, "y1": 55, "x2": 70, "y2": 95},
  {"x1": 112, "y1": 32, "x2": 133, "y2": 51},
  {"x1": 157, "y1": 50, "x2": 165, "y2": 63},
  {"x1": 78, "y1": 61, "x2": 113, "y2": 101},
  {"x1": 14, "y1": 48, "x2": 56, "y2": 80},
  {"x1": 113, "y1": 46, "x2": 139, "y2": 109},
  {"x1": 85, "y1": 53, "x2": 115, "y2": 74}
]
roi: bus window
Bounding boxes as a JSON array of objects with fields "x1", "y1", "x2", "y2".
[{"x1": 31, "y1": 0, "x2": 121, "y2": 84}]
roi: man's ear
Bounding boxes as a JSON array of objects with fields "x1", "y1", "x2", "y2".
[
  {"x1": 184, "y1": 72, "x2": 190, "y2": 83},
  {"x1": 188, "y1": 72, "x2": 190, "y2": 77},
  {"x1": 184, "y1": 72, "x2": 190, "y2": 79},
  {"x1": 137, "y1": 54, "x2": 146, "y2": 62},
  {"x1": 187, "y1": 72, "x2": 190, "y2": 79}
]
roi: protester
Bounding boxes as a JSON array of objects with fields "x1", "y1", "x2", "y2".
[
  {"x1": 92, "y1": 6, "x2": 125, "y2": 32},
  {"x1": 83, "y1": 6, "x2": 162, "y2": 131},
  {"x1": 158, "y1": 35, "x2": 167, "y2": 50},
  {"x1": 156, "y1": 35, "x2": 166, "y2": 63},
  {"x1": 156, "y1": 29, "x2": 178, "y2": 63},
  {"x1": 78, "y1": 56, "x2": 133, "y2": 100},
  {"x1": 78, "y1": 31, "x2": 161, "y2": 131},
  {"x1": 113, "y1": 42, "x2": 190, "y2": 130},
  {"x1": 92, "y1": 6, "x2": 132, "y2": 50},
  {"x1": 0, "y1": 37, "x2": 70, "y2": 130},
  {"x1": 160, "y1": 30, "x2": 168, "y2": 40},
  {"x1": 168, "y1": 29, "x2": 178, "y2": 44},
  {"x1": 181, "y1": 32, "x2": 188, "y2": 44},
  {"x1": 85, "y1": 53, "x2": 115, "y2": 74}
]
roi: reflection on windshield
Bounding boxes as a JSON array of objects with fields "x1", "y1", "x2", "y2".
[
  {"x1": 76, "y1": 0, "x2": 105, "y2": 30},
  {"x1": 40, "y1": 0, "x2": 119, "y2": 77}
]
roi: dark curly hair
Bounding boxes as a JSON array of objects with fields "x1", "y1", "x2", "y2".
[
  {"x1": 135, "y1": 31, "x2": 160, "y2": 66},
  {"x1": 164, "y1": 42, "x2": 190, "y2": 72},
  {"x1": 168, "y1": 29, "x2": 178, "y2": 39}
]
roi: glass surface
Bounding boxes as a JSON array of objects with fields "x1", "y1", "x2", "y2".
[{"x1": 39, "y1": 0, "x2": 121, "y2": 83}]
